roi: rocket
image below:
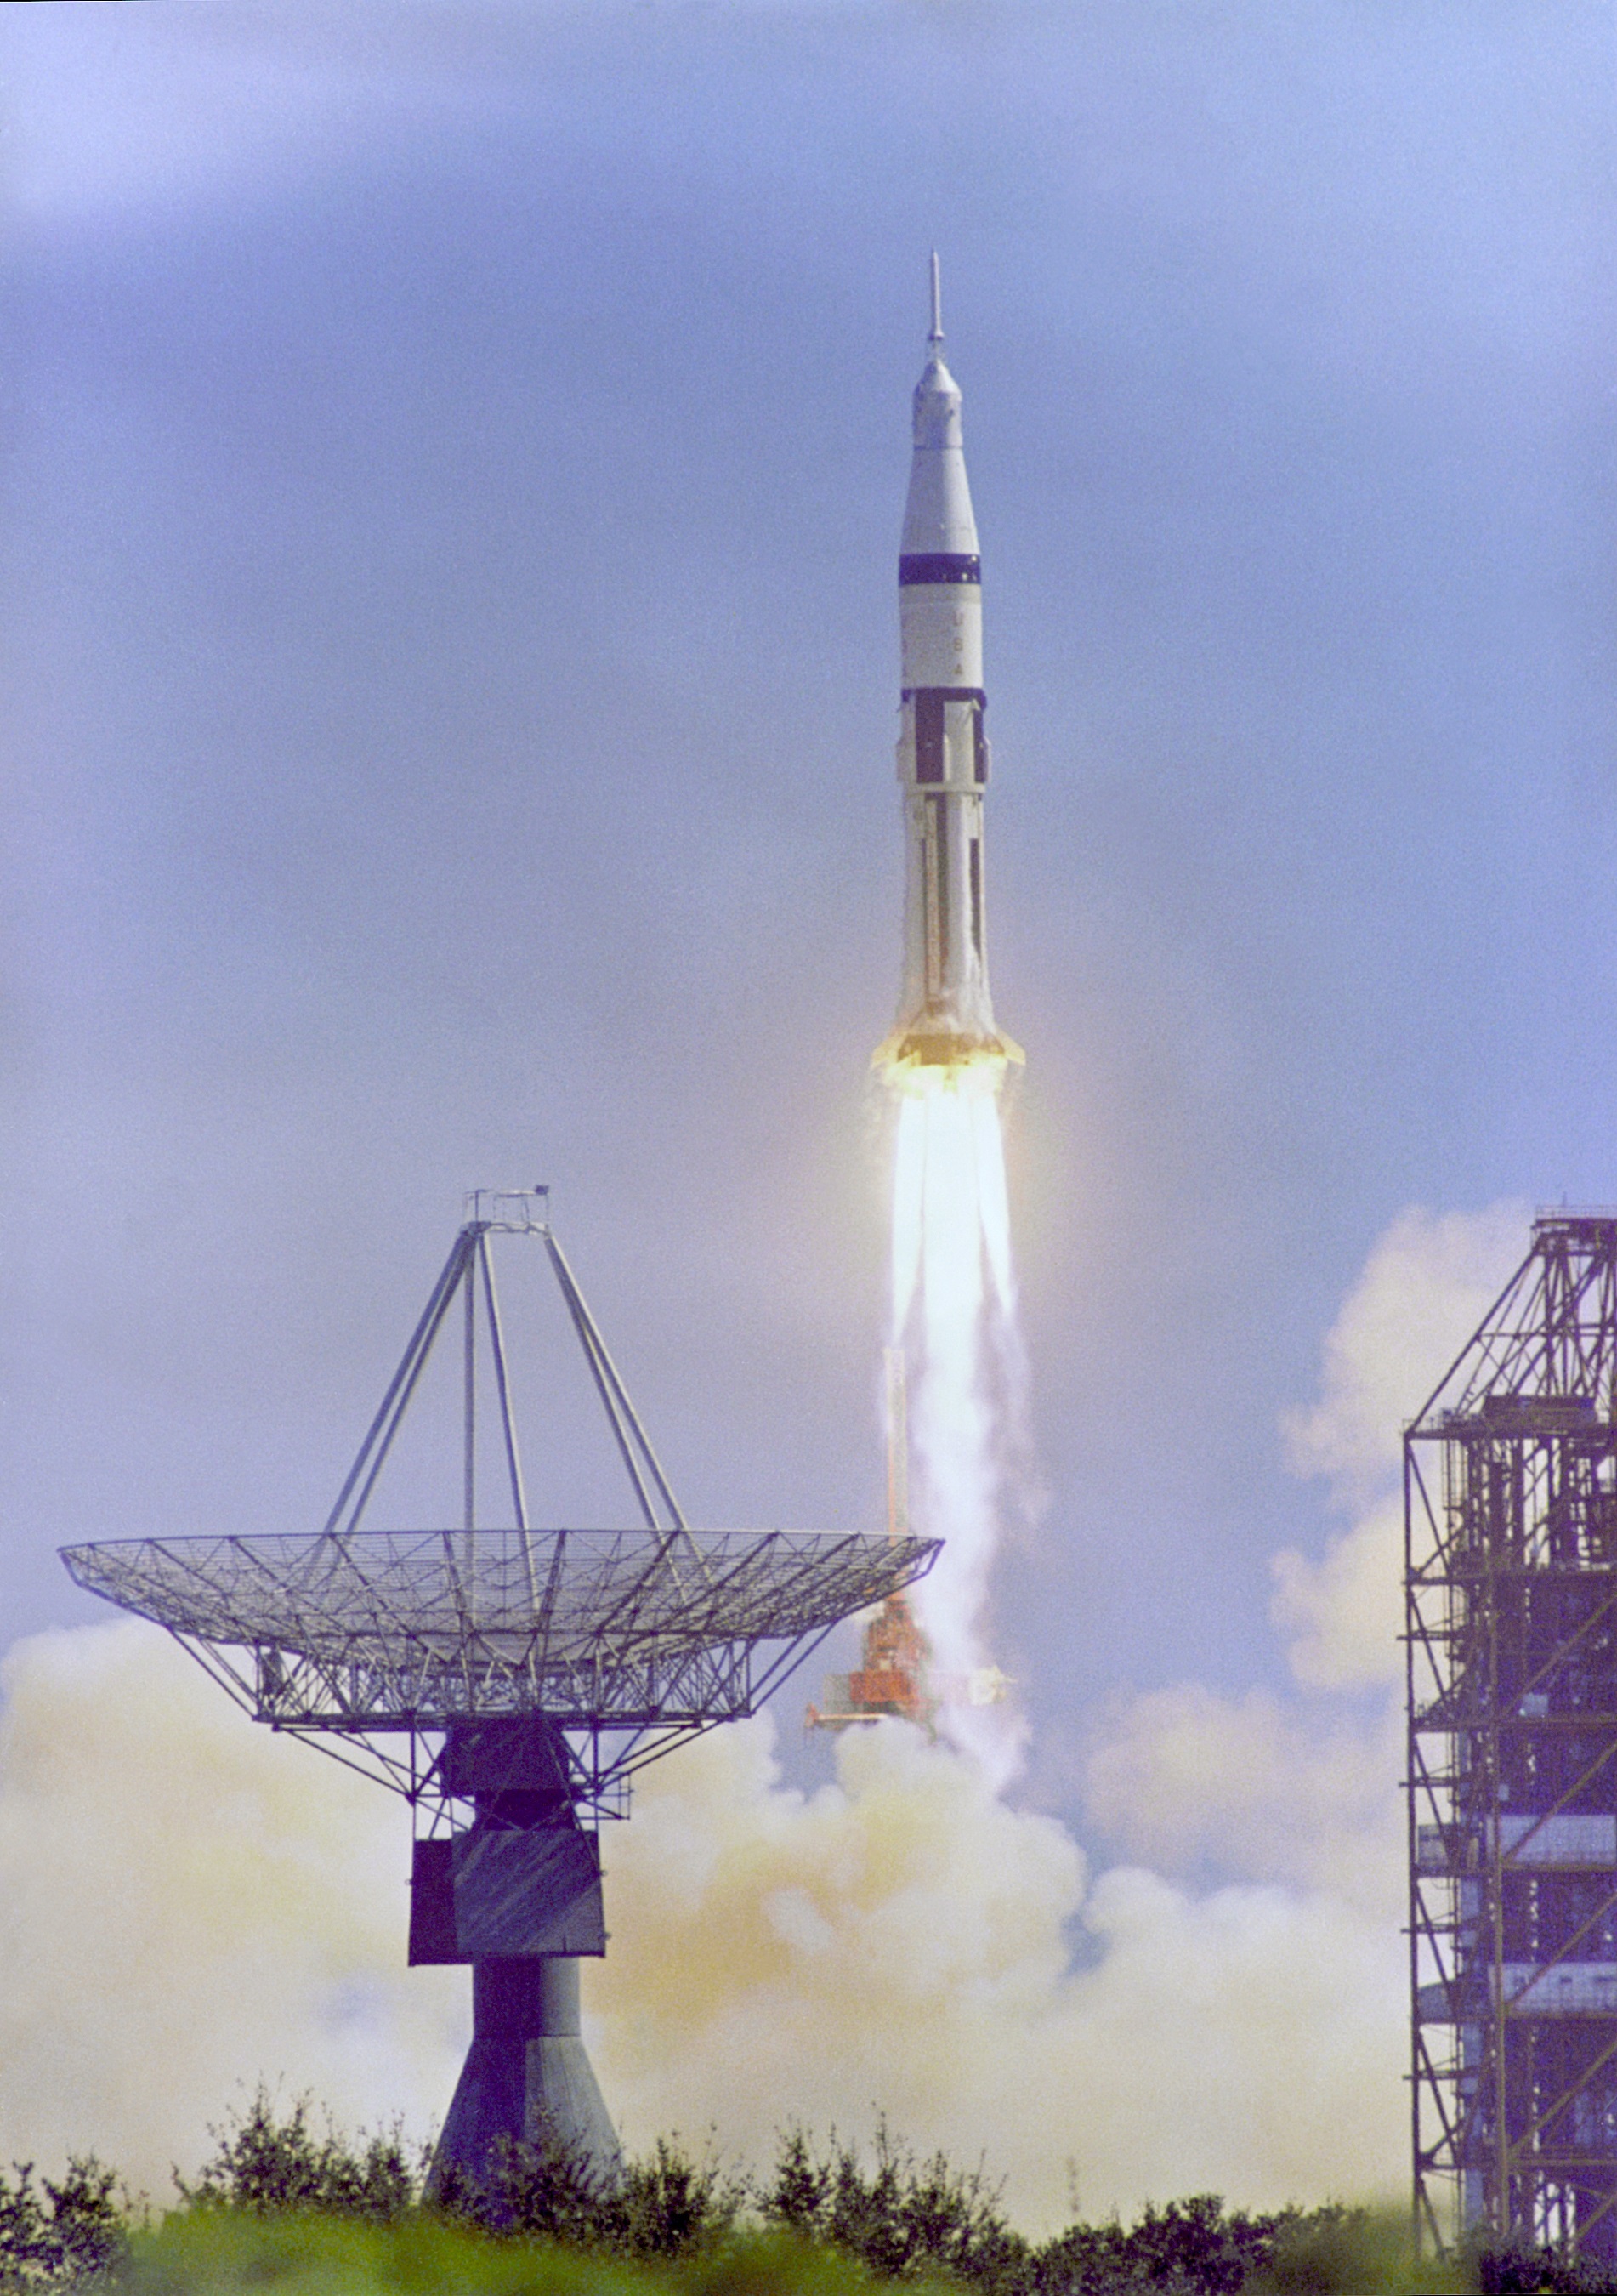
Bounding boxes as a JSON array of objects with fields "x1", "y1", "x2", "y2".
[{"x1": 873, "y1": 258, "x2": 1023, "y2": 1082}]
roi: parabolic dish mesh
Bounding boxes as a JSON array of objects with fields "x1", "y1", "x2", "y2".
[{"x1": 61, "y1": 1527, "x2": 939, "y2": 1731}]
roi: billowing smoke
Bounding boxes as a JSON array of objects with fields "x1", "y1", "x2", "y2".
[
  {"x1": 590, "y1": 1711, "x2": 1404, "y2": 2230},
  {"x1": 0, "y1": 1202, "x2": 1528, "y2": 2225},
  {"x1": 0, "y1": 1621, "x2": 460, "y2": 2197},
  {"x1": 1269, "y1": 1202, "x2": 1528, "y2": 1691}
]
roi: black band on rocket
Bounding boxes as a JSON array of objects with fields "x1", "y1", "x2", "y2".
[{"x1": 899, "y1": 554, "x2": 981, "y2": 587}]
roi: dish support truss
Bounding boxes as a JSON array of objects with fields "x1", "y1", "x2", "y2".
[
  {"x1": 61, "y1": 1522, "x2": 939, "y2": 1816},
  {"x1": 61, "y1": 1191, "x2": 938, "y2": 2185},
  {"x1": 1409, "y1": 1212, "x2": 1617, "y2": 2270}
]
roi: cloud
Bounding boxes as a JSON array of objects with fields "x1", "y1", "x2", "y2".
[
  {"x1": 0, "y1": 1620, "x2": 460, "y2": 2197},
  {"x1": 590, "y1": 1714, "x2": 1407, "y2": 2230},
  {"x1": 0, "y1": 1616, "x2": 1404, "y2": 2233},
  {"x1": 1078, "y1": 1202, "x2": 1525, "y2": 1902},
  {"x1": 1269, "y1": 1496, "x2": 1405, "y2": 1692},
  {"x1": 1079, "y1": 1683, "x2": 1402, "y2": 1918},
  {"x1": 1270, "y1": 1202, "x2": 1527, "y2": 1689},
  {"x1": 1281, "y1": 1202, "x2": 1527, "y2": 1503}
]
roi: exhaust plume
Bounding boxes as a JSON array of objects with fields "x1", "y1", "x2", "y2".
[{"x1": 890, "y1": 1075, "x2": 1027, "y2": 1786}]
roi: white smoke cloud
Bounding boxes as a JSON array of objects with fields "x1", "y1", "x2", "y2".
[
  {"x1": 1079, "y1": 1684, "x2": 1403, "y2": 1918},
  {"x1": 0, "y1": 1619, "x2": 461, "y2": 2197},
  {"x1": 589, "y1": 1713, "x2": 1408, "y2": 2231},
  {"x1": 0, "y1": 1202, "x2": 1531, "y2": 2229},
  {"x1": 1269, "y1": 1201, "x2": 1527, "y2": 1690},
  {"x1": 1281, "y1": 1203, "x2": 1526, "y2": 1504}
]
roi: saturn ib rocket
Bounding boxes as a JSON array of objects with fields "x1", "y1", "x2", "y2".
[{"x1": 873, "y1": 258, "x2": 1023, "y2": 1084}]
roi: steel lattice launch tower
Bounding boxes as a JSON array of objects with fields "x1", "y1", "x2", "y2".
[
  {"x1": 874, "y1": 259, "x2": 1022, "y2": 1080},
  {"x1": 1409, "y1": 1213, "x2": 1617, "y2": 2268}
]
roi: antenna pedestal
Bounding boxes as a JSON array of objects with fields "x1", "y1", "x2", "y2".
[
  {"x1": 430, "y1": 1957, "x2": 621, "y2": 2191},
  {"x1": 415, "y1": 1719, "x2": 620, "y2": 2187}
]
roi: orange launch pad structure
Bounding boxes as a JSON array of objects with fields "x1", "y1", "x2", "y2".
[
  {"x1": 808, "y1": 1588, "x2": 937, "y2": 1734},
  {"x1": 808, "y1": 1350, "x2": 938, "y2": 1736}
]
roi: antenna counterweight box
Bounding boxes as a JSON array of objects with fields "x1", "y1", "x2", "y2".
[{"x1": 408, "y1": 1828, "x2": 606, "y2": 1964}]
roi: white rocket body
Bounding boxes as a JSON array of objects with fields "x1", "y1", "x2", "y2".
[{"x1": 875, "y1": 274, "x2": 1021, "y2": 1079}]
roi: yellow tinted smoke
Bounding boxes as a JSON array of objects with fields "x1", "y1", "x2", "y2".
[{"x1": 0, "y1": 1621, "x2": 461, "y2": 2196}]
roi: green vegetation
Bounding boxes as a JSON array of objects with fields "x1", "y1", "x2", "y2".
[
  {"x1": 0, "y1": 2159, "x2": 130, "y2": 2291},
  {"x1": 0, "y1": 2092, "x2": 1605, "y2": 2296}
]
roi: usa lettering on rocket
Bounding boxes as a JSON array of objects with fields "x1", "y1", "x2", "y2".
[{"x1": 874, "y1": 258, "x2": 1024, "y2": 1083}]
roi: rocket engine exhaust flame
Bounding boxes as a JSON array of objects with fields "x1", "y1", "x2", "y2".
[{"x1": 891, "y1": 1078, "x2": 1024, "y2": 1785}]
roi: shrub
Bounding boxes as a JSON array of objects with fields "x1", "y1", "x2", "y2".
[
  {"x1": 173, "y1": 2087, "x2": 417, "y2": 2221},
  {"x1": 432, "y1": 2121, "x2": 614, "y2": 2248},
  {"x1": 1466, "y1": 2229, "x2": 1614, "y2": 2294},
  {"x1": 0, "y1": 2158, "x2": 133, "y2": 2291},
  {"x1": 609, "y1": 2136, "x2": 747, "y2": 2261},
  {"x1": 1249, "y1": 2206, "x2": 1467, "y2": 2296},
  {"x1": 438, "y1": 2123, "x2": 744, "y2": 2263},
  {"x1": 759, "y1": 2123, "x2": 1027, "y2": 2288},
  {"x1": 1034, "y1": 2195, "x2": 1291, "y2": 2294},
  {"x1": 8, "y1": 2089, "x2": 1603, "y2": 2296}
]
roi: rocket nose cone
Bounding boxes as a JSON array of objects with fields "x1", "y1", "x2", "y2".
[
  {"x1": 911, "y1": 352, "x2": 962, "y2": 447},
  {"x1": 903, "y1": 344, "x2": 976, "y2": 556},
  {"x1": 918, "y1": 348, "x2": 958, "y2": 397}
]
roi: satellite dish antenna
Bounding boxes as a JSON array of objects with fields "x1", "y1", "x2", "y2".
[{"x1": 63, "y1": 1191, "x2": 938, "y2": 2186}]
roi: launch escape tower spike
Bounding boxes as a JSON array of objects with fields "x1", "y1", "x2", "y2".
[
  {"x1": 1409, "y1": 1212, "x2": 1617, "y2": 2270},
  {"x1": 63, "y1": 1193, "x2": 938, "y2": 2189}
]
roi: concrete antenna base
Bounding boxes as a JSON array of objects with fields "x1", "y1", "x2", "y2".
[{"x1": 430, "y1": 1956, "x2": 621, "y2": 2195}]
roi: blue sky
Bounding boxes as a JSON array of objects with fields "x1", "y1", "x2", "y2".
[{"x1": 3, "y1": 0, "x2": 1614, "y2": 1837}]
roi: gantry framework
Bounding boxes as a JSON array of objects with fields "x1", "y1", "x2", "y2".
[
  {"x1": 63, "y1": 1191, "x2": 937, "y2": 1815},
  {"x1": 1409, "y1": 1212, "x2": 1617, "y2": 2268}
]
